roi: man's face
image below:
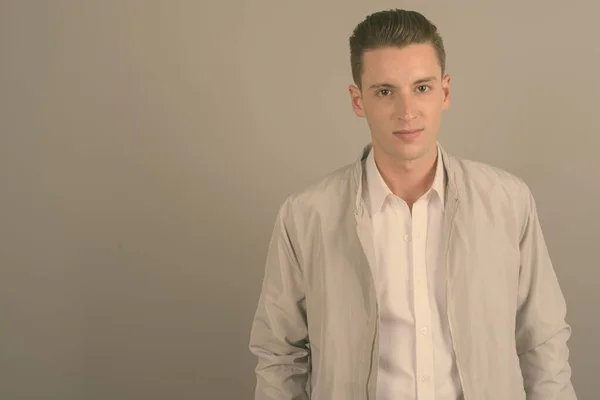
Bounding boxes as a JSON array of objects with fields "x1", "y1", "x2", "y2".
[{"x1": 349, "y1": 43, "x2": 450, "y2": 164}]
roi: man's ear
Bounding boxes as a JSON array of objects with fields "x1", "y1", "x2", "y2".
[
  {"x1": 442, "y1": 74, "x2": 451, "y2": 110},
  {"x1": 349, "y1": 85, "x2": 366, "y2": 117}
]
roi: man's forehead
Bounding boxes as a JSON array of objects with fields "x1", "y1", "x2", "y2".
[
  {"x1": 361, "y1": 65, "x2": 442, "y2": 86},
  {"x1": 362, "y1": 44, "x2": 438, "y2": 60},
  {"x1": 367, "y1": 75, "x2": 438, "y2": 89},
  {"x1": 360, "y1": 46, "x2": 442, "y2": 84}
]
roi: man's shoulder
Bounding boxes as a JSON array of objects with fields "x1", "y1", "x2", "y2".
[
  {"x1": 280, "y1": 159, "x2": 359, "y2": 217},
  {"x1": 291, "y1": 161, "x2": 358, "y2": 204},
  {"x1": 448, "y1": 152, "x2": 532, "y2": 204},
  {"x1": 465, "y1": 158, "x2": 524, "y2": 183}
]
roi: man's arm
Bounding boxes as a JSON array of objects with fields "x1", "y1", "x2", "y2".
[
  {"x1": 249, "y1": 198, "x2": 310, "y2": 400},
  {"x1": 515, "y1": 185, "x2": 576, "y2": 399}
]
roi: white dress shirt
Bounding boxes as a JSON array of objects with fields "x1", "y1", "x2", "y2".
[{"x1": 364, "y1": 145, "x2": 463, "y2": 400}]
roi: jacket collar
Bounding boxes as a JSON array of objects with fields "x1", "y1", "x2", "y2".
[
  {"x1": 365, "y1": 144, "x2": 446, "y2": 216},
  {"x1": 352, "y1": 142, "x2": 459, "y2": 218}
]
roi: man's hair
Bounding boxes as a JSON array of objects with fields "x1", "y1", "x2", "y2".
[{"x1": 349, "y1": 9, "x2": 446, "y2": 88}]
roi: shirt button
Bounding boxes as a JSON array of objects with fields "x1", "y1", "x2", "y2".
[
  {"x1": 421, "y1": 375, "x2": 430, "y2": 383},
  {"x1": 404, "y1": 234, "x2": 410, "y2": 241},
  {"x1": 421, "y1": 327, "x2": 428, "y2": 335}
]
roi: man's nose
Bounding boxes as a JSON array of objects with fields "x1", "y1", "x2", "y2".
[{"x1": 394, "y1": 94, "x2": 416, "y2": 121}]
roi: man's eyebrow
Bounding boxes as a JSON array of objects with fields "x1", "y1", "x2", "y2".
[
  {"x1": 368, "y1": 76, "x2": 438, "y2": 90},
  {"x1": 368, "y1": 83, "x2": 397, "y2": 90},
  {"x1": 413, "y1": 76, "x2": 438, "y2": 85}
]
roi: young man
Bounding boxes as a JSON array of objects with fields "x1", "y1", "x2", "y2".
[{"x1": 249, "y1": 9, "x2": 576, "y2": 400}]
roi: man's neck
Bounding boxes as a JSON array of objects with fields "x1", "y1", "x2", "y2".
[{"x1": 373, "y1": 147, "x2": 438, "y2": 207}]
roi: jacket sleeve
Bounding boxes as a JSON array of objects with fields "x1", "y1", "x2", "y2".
[
  {"x1": 515, "y1": 185, "x2": 576, "y2": 399},
  {"x1": 249, "y1": 198, "x2": 310, "y2": 400}
]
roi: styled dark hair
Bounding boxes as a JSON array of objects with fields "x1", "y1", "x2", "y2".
[{"x1": 349, "y1": 9, "x2": 446, "y2": 88}]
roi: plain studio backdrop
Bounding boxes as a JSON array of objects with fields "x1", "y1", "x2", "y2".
[{"x1": 0, "y1": 1, "x2": 598, "y2": 399}]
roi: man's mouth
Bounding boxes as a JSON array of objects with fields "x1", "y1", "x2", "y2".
[{"x1": 393, "y1": 129, "x2": 423, "y2": 139}]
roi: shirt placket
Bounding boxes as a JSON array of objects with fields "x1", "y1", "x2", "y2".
[{"x1": 412, "y1": 198, "x2": 435, "y2": 399}]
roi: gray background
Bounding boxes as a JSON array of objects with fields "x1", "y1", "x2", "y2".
[{"x1": 1, "y1": 1, "x2": 598, "y2": 399}]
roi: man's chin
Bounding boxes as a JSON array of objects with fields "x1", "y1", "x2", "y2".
[
  {"x1": 372, "y1": 139, "x2": 433, "y2": 163},
  {"x1": 394, "y1": 144, "x2": 427, "y2": 160}
]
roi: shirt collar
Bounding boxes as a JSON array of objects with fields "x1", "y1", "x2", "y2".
[{"x1": 365, "y1": 144, "x2": 446, "y2": 216}]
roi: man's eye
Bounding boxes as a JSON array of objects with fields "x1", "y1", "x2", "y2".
[
  {"x1": 417, "y1": 85, "x2": 429, "y2": 92},
  {"x1": 378, "y1": 89, "x2": 391, "y2": 96}
]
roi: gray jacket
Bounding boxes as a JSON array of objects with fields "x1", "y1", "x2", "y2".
[{"x1": 249, "y1": 144, "x2": 576, "y2": 400}]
